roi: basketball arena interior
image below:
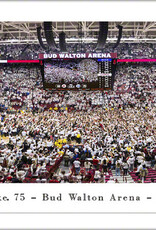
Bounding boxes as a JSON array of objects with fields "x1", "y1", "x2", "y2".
[{"x1": 0, "y1": 21, "x2": 155, "y2": 183}]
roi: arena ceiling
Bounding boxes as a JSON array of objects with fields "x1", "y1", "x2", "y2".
[{"x1": 0, "y1": 21, "x2": 156, "y2": 44}]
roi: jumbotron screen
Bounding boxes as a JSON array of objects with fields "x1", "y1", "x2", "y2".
[{"x1": 43, "y1": 58, "x2": 117, "y2": 90}]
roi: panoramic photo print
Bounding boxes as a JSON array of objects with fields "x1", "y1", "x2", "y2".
[{"x1": 0, "y1": 21, "x2": 155, "y2": 183}]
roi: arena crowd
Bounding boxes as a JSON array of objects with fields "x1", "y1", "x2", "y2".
[
  {"x1": 0, "y1": 43, "x2": 156, "y2": 60},
  {"x1": 0, "y1": 62, "x2": 155, "y2": 183},
  {"x1": 44, "y1": 59, "x2": 98, "y2": 83}
]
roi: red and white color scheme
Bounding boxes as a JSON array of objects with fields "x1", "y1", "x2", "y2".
[
  {"x1": 118, "y1": 59, "x2": 156, "y2": 62},
  {"x1": 0, "y1": 58, "x2": 156, "y2": 64},
  {"x1": 39, "y1": 52, "x2": 118, "y2": 59},
  {"x1": 0, "y1": 60, "x2": 39, "y2": 63}
]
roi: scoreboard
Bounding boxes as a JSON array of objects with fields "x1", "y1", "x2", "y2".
[
  {"x1": 98, "y1": 59, "x2": 116, "y2": 89},
  {"x1": 40, "y1": 53, "x2": 117, "y2": 91}
]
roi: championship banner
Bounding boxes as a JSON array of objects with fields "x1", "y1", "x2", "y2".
[{"x1": 39, "y1": 52, "x2": 117, "y2": 59}]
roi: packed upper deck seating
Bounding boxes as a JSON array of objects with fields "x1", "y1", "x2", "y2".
[{"x1": 0, "y1": 43, "x2": 155, "y2": 60}]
